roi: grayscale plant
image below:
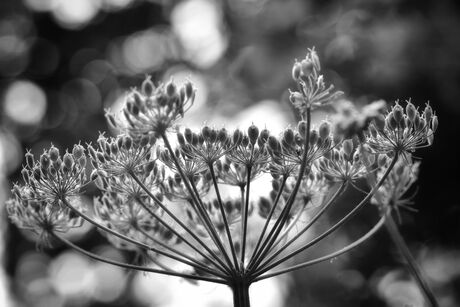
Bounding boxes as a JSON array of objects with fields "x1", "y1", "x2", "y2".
[{"x1": 6, "y1": 49, "x2": 439, "y2": 307}]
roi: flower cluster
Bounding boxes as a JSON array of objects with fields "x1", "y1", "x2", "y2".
[
  {"x1": 106, "y1": 77, "x2": 196, "y2": 138},
  {"x1": 289, "y1": 48, "x2": 343, "y2": 114},
  {"x1": 267, "y1": 121, "x2": 334, "y2": 178},
  {"x1": 5, "y1": 48, "x2": 439, "y2": 307},
  {"x1": 372, "y1": 156, "x2": 420, "y2": 217},
  {"x1": 7, "y1": 145, "x2": 86, "y2": 247},
  {"x1": 366, "y1": 100, "x2": 438, "y2": 156}
]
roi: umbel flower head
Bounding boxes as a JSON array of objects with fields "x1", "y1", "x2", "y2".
[
  {"x1": 106, "y1": 76, "x2": 196, "y2": 138},
  {"x1": 19, "y1": 145, "x2": 87, "y2": 206},
  {"x1": 366, "y1": 100, "x2": 438, "y2": 156},
  {"x1": 5, "y1": 48, "x2": 440, "y2": 307},
  {"x1": 372, "y1": 156, "x2": 420, "y2": 219},
  {"x1": 6, "y1": 185, "x2": 83, "y2": 248},
  {"x1": 267, "y1": 121, "x2": 334, "y2": 178},
  {"x1": 290, "y1": 48, "x2": 343, "y2": 115}
]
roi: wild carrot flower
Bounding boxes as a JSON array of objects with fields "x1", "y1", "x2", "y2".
[
  {"x1": 268, "y1": 121, "x2": 334, "y2": 178},
  {"x1": 106, "y1": 77, "x2": 196, "y2": 137},
  {"x1": 6, "y1": 185, "x2": 83, "y2": 248},
  {"x1": 215, "y1": 157, "x2": 263, "y2": 187},
  {"x1": 5, "y1": 48, "x2": 440, "y2": 307},
  {"x1": 88, "y1": 133, "x2": 156, "y2": 177},
  {"x1": 290, "y1": 48, "x2": 343, "y2": 114},
  {"x1": 318, "y1": 138, "x2": 371, "y2": 182},
  {"x1": 177, "y1": 126, "x2": 233, "y2": 165},
  {"x1": 226, "y1": 125, "x2": 270, "y2": 169},
  {"x1": 162, "y1": 172, "x2": 211, "y2": 201},
  {"x1": 19, "y1": 145, "x2": 87, "y2": 207},
  {"x1": 372, "y1": 157, "x2": 420, "y2": 218},
  {"x1": 366, "y1": 100, "x2": 438, "y2": 156}
]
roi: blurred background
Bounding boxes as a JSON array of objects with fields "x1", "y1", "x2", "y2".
[{"x1": 1, "y1": 0, "x2": 459, "y2": 306}]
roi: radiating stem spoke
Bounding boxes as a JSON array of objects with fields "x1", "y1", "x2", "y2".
[
  {"x1": 53, "y1": 233, "x2": 228, "y2": 284},
  {"x1": 252, "y1": 214, "x2": 387, "y2": 282}
]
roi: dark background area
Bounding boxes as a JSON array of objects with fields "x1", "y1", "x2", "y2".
[{"x1": 1, "y1": 0, "x2": 459, "y2": 306}]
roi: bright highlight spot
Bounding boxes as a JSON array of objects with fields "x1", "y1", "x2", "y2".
[
  {"x1": 171, "y1": 0, "x2": 228, "y2": 68},
  {"x1": 51, "y1": 0, "x2": 100, "y2": 30},
  {"x1": 3, "y1": 80, "x2": 47, "y2": 126},
  {"x1": 49, "y1": 252, "x2": 94, "y2": 297}
]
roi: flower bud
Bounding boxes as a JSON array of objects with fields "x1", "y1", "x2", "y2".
[
  {"x1": 166, "y1": 80, "x2": 177, "y2": 97},
  {"x1": 140, "y1": 135, "x2": 150, "y2": 148},
  {"x1": 248, "y1": 124, "x2": 259, "y2": 145},
  {"x1": 184, "y1": 128, "x2": 193, "y2": 144},
  {"x1": 309, "y1": 130, "x2": 318, "y2": 147},
  {"x1": 201, "y1": 126, "x2": 211, "y2": 141},
  {"x1": 123, "y1": 135, "x2": 133, "y2": 151},
  {"x1": 424, "y1": 104, "x2": 433, "y2": 123},
  {"x1": 217, "y1": 128, "x2": 228, "y2": 143},
  {"x1": 342, "y1": 139, "x2": 353, "y2": 157},
  {"x1": 300, "y1": 59, "x2": 314, "y2": 76},
  {"x1": 177, "y1": 132, "x2": 185, "y2": 146},
  {"x1": 432, "y1": 115, "x2": 438, "y2": 132},
  {"x1": 233, "y1": 129, "x2": 243, "y2": 146},
  {"x1": 318, "y1": 121, "x2": 330, "y2": 139},
  {"x1": 282, "y1": 128, "x2": 295, "y2": 147},
  {"x1": 297, "y1": 120, "x2": 307, "y2": 137},
  {"x1": 49, "y1": 146, "x2": 60, "y2": 162},
  {"x1": 393, "y1": 104, "x2": 404, "y2": 123},
  {"x1": 406, "y1": 102, "x2": 417, "y2": 122},
  {"x1": 185, "y1": 80, "x2": 194, "y2": 98},
  {"x1": 25, "y1": 151, "x2": 34, "y2": 169},
  {"x1": 192, "y1": 133, "x2": 200, "y2": 146},
  {"x1": 414, "y1": 112, "x2": 421, "y2": 129},
  {"x1": 63, "y1": 153, "x2": 74, "y2": 169},
  {"x1": 292, "y1": 61, "x2": 302, "y2": 81},
  {"x1": 72, "y1": 145, "x2": 84, "y2": 160},
  {"x1": 142, "y1": 76, "x2": 155, "y2": 97},
  {"x1": 268, "y1": 136, "x2": 280, "y2": 153},
  {"x1": 258, "y1": 129, "x2": 270, "y2": 147},
  {"x1": 209, "y1": 129, "x2": 218, "y2": 143}
]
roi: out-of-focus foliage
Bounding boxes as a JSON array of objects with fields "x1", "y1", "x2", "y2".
[{"x1": 1, "y1": 0, "x2": 459, "y2": 306}]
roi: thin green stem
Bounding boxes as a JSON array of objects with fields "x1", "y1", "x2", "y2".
[
  {"x1": 133, "y1": 196, "x2": 229, "y2": 275},
  {"x1": 240, "y1": 166, "x2": 252, "y2": 267},
  {"x1": 129, "y1": 171, "x2": 232, "y2": 275},
  {"x1": 187, "y1": 178, "x2": 236, "y2": 275},
  {"x1": 247, "y1": 176, "x2": 287, "y2": 269},
  {"x1": 209, "y1": 164, "x2": 240, "y2": 271},
  {"x1": 249, "y1": 108, "x2": 312, "y2": 271},
  {"x1": 252, "y1": 214, "x2": 387, "y2": 282},
  {"x1": 161, "y1": 133, "x2": 235, "y2": 272},
  {"x1": 60, "y1": 197, "x2": 223, "y2": 277},
  {"x1": 385, "y1": 213, "x2": 439, "y2": 307},
  {"x1": 253, "y1": 153, "x2": 398, "y2": 277},
  {"x1": 254, "y1": 181, "x2": 346, "y2": 273},
  {"x1": 137, "y1": 227, "x2": 227, "y2": 279},
  {"x1": 52, "y1": 233, "x2": 228, "y2": 284}
]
